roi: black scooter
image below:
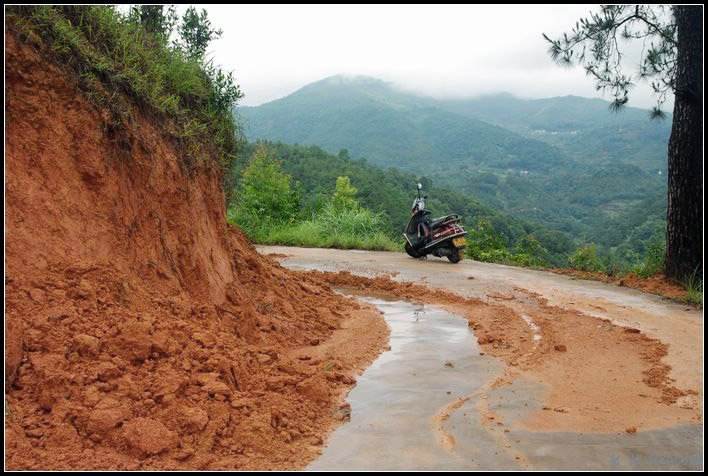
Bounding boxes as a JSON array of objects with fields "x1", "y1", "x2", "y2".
[{"x1": 403, "y1": 183, "x2": 467, "y2": 263}]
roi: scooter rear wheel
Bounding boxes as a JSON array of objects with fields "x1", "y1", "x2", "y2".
[{"x1": 447, "y1": 248, "x2": 463, "y2": 263}]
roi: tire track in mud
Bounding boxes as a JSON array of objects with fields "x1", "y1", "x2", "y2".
[
  {"x1": 422, "y1": 303, "x2": 542, "y2": 469},
  {"x1": 474, "y1": 375, "x2": 532, "y2": 470},
  {"x1": 471, "y1": 310, "x2": 541, "y2": 470},
  {"x1": 430, "y1": 312, "x2": 542, "y2": 469},
  {"x1": 431, "y1": 396, "x2": 481, "y2": 468},
  {"x1": 431, "y1": 396, "x2": 468, "y2": 448}
]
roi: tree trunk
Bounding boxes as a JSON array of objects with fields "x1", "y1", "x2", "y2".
[{"x1": 664, "y1": 5, "x2": 703, "y2": 281}]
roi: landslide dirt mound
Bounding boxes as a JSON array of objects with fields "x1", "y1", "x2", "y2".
[{"x1": 4, "y1": 31, "x2": 387, "y2": 470}]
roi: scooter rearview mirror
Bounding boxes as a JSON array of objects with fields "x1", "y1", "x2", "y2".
[{"x1": 417, "y1": 183, "x2": 422, "y2": 190}]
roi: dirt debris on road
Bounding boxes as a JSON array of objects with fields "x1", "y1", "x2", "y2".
[
  {"x1": 547, "y1": 269, "x2": 693, "y2": 302},
  {"x1": 308, "y1": 269, "x2": 702, "y2": 433},
  {"x1": 5, "y1": 256, "x2": 389, "y2": 471}
]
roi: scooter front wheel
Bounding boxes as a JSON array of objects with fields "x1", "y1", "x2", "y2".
[{"x1": 405, "y1": 243, "x2": 424, "y2": 258}]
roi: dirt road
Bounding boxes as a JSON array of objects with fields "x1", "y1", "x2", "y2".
[{"x1": 259, "y1": 246, "x2": 703, "y2": 470}]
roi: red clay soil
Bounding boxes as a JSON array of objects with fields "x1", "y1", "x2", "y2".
[
  {"x1": 313, "y1": 270, "x2": 702, "y2": 433},
  {"x1": 548, "y1": 269, "x2": 690, "y2": 301},
  {"x1": 4, "y1": 31, "x2": 387, "y2": 470}
]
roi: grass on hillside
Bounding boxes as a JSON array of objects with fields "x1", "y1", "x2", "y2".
[
  {"x1": 6, "y1": 5, "x2": 242, "y2": 167},
  {"x1": 259, "y1": 223, "x2": 401, "y2": 251},
  {"x1": 683, "y1": 272, "x2": 703, "y2": 307}
]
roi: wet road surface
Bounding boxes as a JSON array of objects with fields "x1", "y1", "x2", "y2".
[
  {"x1": 307, "y1": 297, "x2": 702, "y2": 471},
  {"x1": 258, "y1": 247, "x2": 703, "y2": 471}
]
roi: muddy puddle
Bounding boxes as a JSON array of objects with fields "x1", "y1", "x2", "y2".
[
  {"x1": 308, "y1": 297, "x2": 513, "y2": 470},
  {"x1": 307, "y1": 296, "x2": 702, "y2": 471}
]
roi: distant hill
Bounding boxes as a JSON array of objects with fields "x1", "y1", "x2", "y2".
[
  {"x1": 430, "y1": 93, "x2": 671, "y2": 173},
  {"x1": 237, "y1": 75, "x2": 668, "y2": 258},
  {"x1": 239, "y1": 76, "x2": 569, "y2": 174}
]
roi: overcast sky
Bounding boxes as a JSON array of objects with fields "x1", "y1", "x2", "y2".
[{"x1": 173, "y1": 4, "x2": 674, "y2": 110}]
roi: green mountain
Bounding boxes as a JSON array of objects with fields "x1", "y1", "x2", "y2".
[
  {"x1": 237, "y1": 75, "x2": 668, "y2": 261},
  {"x1": 239, "y1": 76, "x2": 568, "y2": 174},
  {"x1": 431, "y1": 93, "x2": 671, "y2": 173}
]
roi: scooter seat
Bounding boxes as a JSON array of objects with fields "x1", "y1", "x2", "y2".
[{"x1": 430, "y1": 215, "x2": 458, "y2": 229}]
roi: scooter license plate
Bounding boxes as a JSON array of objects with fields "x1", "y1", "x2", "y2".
[{"x1": 453, "y1": 237, "x2": 466, "y2": 247}]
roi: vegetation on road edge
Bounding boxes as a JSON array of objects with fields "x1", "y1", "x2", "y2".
[
  {"x1": 227, "y1": 147, "x2": 400, "y2": 251},
  {"x1": 228, "y1": 141, "x2": 574, "y2": 263},
  {"x1": 227, "y1": 142, "x2": 700, "y2": 304}
]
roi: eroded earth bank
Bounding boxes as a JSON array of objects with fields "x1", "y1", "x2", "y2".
[{"x1": 4, "y1": 31, "x2": 388, "y2": 470}]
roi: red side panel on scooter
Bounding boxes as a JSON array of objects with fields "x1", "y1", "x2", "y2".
[{"x1": 432, "y1": 222, "x2": 464, "y2": 240}]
